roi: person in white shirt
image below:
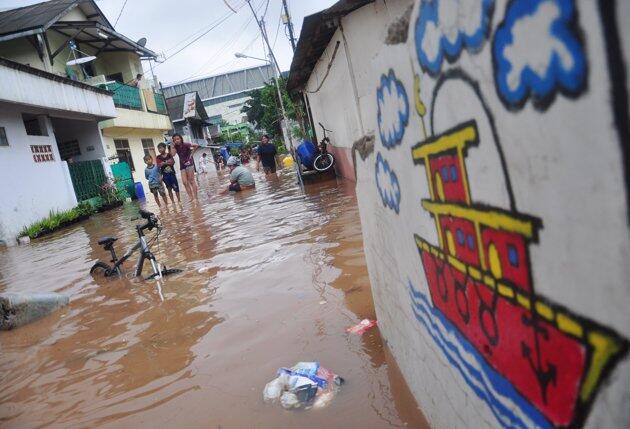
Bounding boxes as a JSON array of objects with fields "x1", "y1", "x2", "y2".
[{"x1": 199, "y1": 152, "x2": 209, "y2": 174}]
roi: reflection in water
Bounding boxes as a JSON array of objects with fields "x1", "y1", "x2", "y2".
[{"x1": 0, "y1": 170, "x2": 428, "y2": 428}]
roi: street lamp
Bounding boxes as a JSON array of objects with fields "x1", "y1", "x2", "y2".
[{"x1": 234, "y1": 52, "x2": 268, "y2": 62}]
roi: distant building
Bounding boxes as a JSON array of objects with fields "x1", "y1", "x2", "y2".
[
  {"x1": 165, "y1": 91, "x2": 210, "y2": 145},
  {"x1": 0, "y1": 0, "x2": 172, "y2": 193},
  {"x1": 162, "y1": 64, "x2": 275, "y2": 126}
]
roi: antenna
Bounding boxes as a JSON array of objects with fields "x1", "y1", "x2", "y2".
[{"x1": 137, "y1": 37, "x2": 147, "y2": 47}]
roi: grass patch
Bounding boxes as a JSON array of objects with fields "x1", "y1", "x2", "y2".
[{"x1": 18, "y1": 202, "x2": 95, "y2": 240}]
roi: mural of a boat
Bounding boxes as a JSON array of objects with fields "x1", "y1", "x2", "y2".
[{"x1": 411, "y1": 120, "x2": 628, "y2": 428}]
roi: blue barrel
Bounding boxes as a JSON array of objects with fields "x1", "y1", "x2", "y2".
[
  {"x1": 134, "y1": 182, "x2": 145, "y2": 200},
  {"x1": 296, "y1": 140, "x2": 317, "y2": 169},
  {"x1": 220, "y1": 147, "x2": 230, "y2": 162}
]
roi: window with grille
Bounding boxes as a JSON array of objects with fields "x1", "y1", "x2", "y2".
[
  {"x1": 22, "y1": 113, "x2": 48, "y2": 136},
  {"x1": 141, "y1": 138, "x2": 156, "y2": 158},
  {"x1": 58, "y1": 139, "x2": 81, "y2": 160},
  {"x1": 0, "y1": 127, "x2": 8, "y2": 146},
  {"x1": 114, "y1": 139, "x2": 135, "y2": 171}
]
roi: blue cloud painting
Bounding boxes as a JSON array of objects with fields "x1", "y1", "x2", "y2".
[
  {"x1": 377, "y1": 69, "x2": 409, "y2": 149},
  {"x1": 415, "y1": 0, "x2": 494, "y2": 76},
  {"x1": 375, "y1": 152, "x2": 401, "y2": 213},
  {"x1": 493, "y1": 0, "x2": 587, "y2": 109}
]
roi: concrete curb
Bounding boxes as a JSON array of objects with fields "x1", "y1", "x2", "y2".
[{"x1": 0, "y1": 293, "x2": 69, "y2": 330}]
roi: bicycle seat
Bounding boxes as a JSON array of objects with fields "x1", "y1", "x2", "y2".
[{"x1": 97, "y1": 236, "x2": 118, "y2": 246}]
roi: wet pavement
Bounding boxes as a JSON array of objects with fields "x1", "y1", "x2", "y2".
[{"x1": 0, "y1": 168, "x2": 428, "y2": 428}]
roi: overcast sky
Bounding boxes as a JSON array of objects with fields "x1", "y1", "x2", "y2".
[{"x1": 0, "y1": 0, "x2": 337, "y2": 85}]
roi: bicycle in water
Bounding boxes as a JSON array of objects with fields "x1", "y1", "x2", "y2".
[{"x1": 90, "y1": 209, "x2": 181, "y2": 280}]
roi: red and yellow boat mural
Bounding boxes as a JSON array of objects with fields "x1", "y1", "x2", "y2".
[{"x1": 411, "y1": 120, "x2": 628, "y2": 427}]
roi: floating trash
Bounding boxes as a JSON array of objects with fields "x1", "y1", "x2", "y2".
[
  {"x1": 346, "y1": 319, "x2": 377, "y2": 335},
  {"x1": 263, "y1": 361, "x2": 344, "y2": 410}
]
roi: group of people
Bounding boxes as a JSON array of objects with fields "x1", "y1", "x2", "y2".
[{"x1": 143, "y1": 134, "x2": 278, "y2": 207}]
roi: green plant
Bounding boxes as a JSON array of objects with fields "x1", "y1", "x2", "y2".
[
  {"x1": 18, "y1": 203, "x2": 95, "y2": 240},
  {"x1": 99, "y1": 179, "x2": 126, "y2": 206},
  {"x1": 241, "y1": 77, "x2": 301, "y2": 137},
  {"x1": 273, "y1": 139, "x2": 288, "y2": 154}
]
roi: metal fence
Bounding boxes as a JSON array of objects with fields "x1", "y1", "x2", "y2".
[
  {"x1": 68, "y1": 160, "x2": 107, "y2": 201},
  {"x1": 102, "y1": 82, "x2": 143, "y2": 110},
  {"x1": 154, "y1": 92, "x2": 167, "y2": 114}
]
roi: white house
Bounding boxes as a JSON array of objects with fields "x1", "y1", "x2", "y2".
[
  {"x1": 0, "y1": 57, "x2": 115, "y2": 245},
  {"x1": 288, "y1": 1, "x2": 630, "y2": 428},
  {"x1": 0, "y1": 0, "x2": 172, "y2": 193}
]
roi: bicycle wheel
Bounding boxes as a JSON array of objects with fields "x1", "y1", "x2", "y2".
[
  {"x1": 313, "y1": 153, "x2": 334, "y2": 172},
  {"x1": 90, "y1": 261, "x2": 115, "y2": 277}
]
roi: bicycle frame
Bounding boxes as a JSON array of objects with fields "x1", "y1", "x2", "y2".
[{"x1": 105, "y1": 229, "x2": 162, "y2": 279}]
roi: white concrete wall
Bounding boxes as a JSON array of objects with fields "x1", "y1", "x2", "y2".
[
  {"x1": 51, "y1": 116, "x2": 107, "y2": 162},
  {"x1": 0, "y1": 62, "x2": 116, "y2": 119},
  {"x1": 304, "y1": 1, "x2": 630, "y2": 428},
  {"x1": 0, "y1": 102, "x2": 77, "y2": 244}
]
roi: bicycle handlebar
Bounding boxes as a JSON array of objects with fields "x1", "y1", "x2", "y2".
[
  {"x1": 139, "y1": 209, "x2": 154, "y2": 220},
  {"x1": 137, "y1": 210, "x2": 158, "y2": 233}
]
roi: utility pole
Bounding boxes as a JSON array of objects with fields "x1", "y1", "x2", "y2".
[
  {"x1": 281, "y1": 0, "x2": 297, "y2": 52},
  {"x1": 244, "y1": 0, "x2": 303, "y2": 187}
]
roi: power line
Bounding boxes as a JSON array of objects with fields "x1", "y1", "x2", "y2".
[
  {"x1": 154, "y1": 12, "x2": 233, "y2": 68},
  {"x1": 167, "y1": 0, "x2": 265, "y2": 84},
  {"x1": 113, "y1": 0, "x2": 128, "y2": 28},
  {"x1": 156, "y1": 0, "x2": 267, "y2": 69},
  {"x1": 271, "y1": 10, "x2": 282, "y2": 50},
  {"x1": 162, "y1": 11, "x2": 233, "y2": 55}
]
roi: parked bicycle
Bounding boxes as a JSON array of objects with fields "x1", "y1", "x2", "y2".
[
  {"x1": 313, "y1": 122, "x2": 335, "y2": 172},
  {"x1": 90, "y1": 209, "x2": 181, "y2": 280}
]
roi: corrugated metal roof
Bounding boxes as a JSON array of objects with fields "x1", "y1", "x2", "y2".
[
  {"x1": 287, "y1": 0, "x2": 374, "y2": 92},
  {"x1": 162, "y1": 64, "x2": 275, "y2": 101}
]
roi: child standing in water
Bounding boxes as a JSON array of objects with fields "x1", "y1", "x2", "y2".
[
  {"x1": 199, "y1": 152, "x2": 209, "y2": 174},
  {"x1": 170, "y1": 134, "x2": 199, "y2": 200},
  {"x1": 156, "y1": 142, "x2": 181, "y2": 204},
  {"x1": 144, "y1": 155, "x2": 168, "y2": 207}
]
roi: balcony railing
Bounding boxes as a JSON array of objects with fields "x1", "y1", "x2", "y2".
[
  {"x1": 101, "y1": 82, "x2": 142, "y2": 110},
  {"x1": 153, "y1": 92, "x2": 168, "y2": 115}
]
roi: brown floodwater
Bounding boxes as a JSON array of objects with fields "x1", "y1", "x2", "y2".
[{"x1": 0, "y1": 168, "x2": 428, "y2": 429}]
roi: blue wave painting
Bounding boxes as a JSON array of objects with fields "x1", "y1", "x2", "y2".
[{"x1": 408, "y1": 280, "x2": 551, "y2": 429}]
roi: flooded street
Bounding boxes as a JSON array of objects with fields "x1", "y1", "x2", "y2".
[{"x1": 0, "y1": 169, "x2": 427, "y2": 428}]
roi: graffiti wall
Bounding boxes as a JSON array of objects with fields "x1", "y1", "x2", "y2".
[{"x1": 302, "y1": 0, "x2": 630, "y2": 427}]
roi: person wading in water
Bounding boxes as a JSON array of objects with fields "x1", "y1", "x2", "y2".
[
  {"x1": 256, "y1": 134, "x2": 277, "y2": 175},
  {"x1": 170, "y1": 134, "x2": 199, "y2": 201}
]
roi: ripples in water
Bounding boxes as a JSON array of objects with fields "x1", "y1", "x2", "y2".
[{"x1": 0, "y1": 169, "x2": 427, "y2": 428}]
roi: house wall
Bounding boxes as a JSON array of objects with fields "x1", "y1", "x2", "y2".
[
  {"x1": 0, "y1": 102, "x2": 77, "y2": 244},
  {"x1": 303, "y1": 1, "x2": 630, "y2": 428},
  {"x1": 101, "y1": 129, "x2": 168, "y2": 192},
  {"x1": 0, "y1": 61, "x2": 116, "y2": 119},
  {"x1": 0, "y1": 38, "x2": 47, "y2": 71},
  {"x1": 50, "y1": 116, "x2": 108, "y2": 162}
]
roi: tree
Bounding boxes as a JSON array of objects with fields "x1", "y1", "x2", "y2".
[{"x1": 241, "y1": 77, "x2": 301, "y2": 138}]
